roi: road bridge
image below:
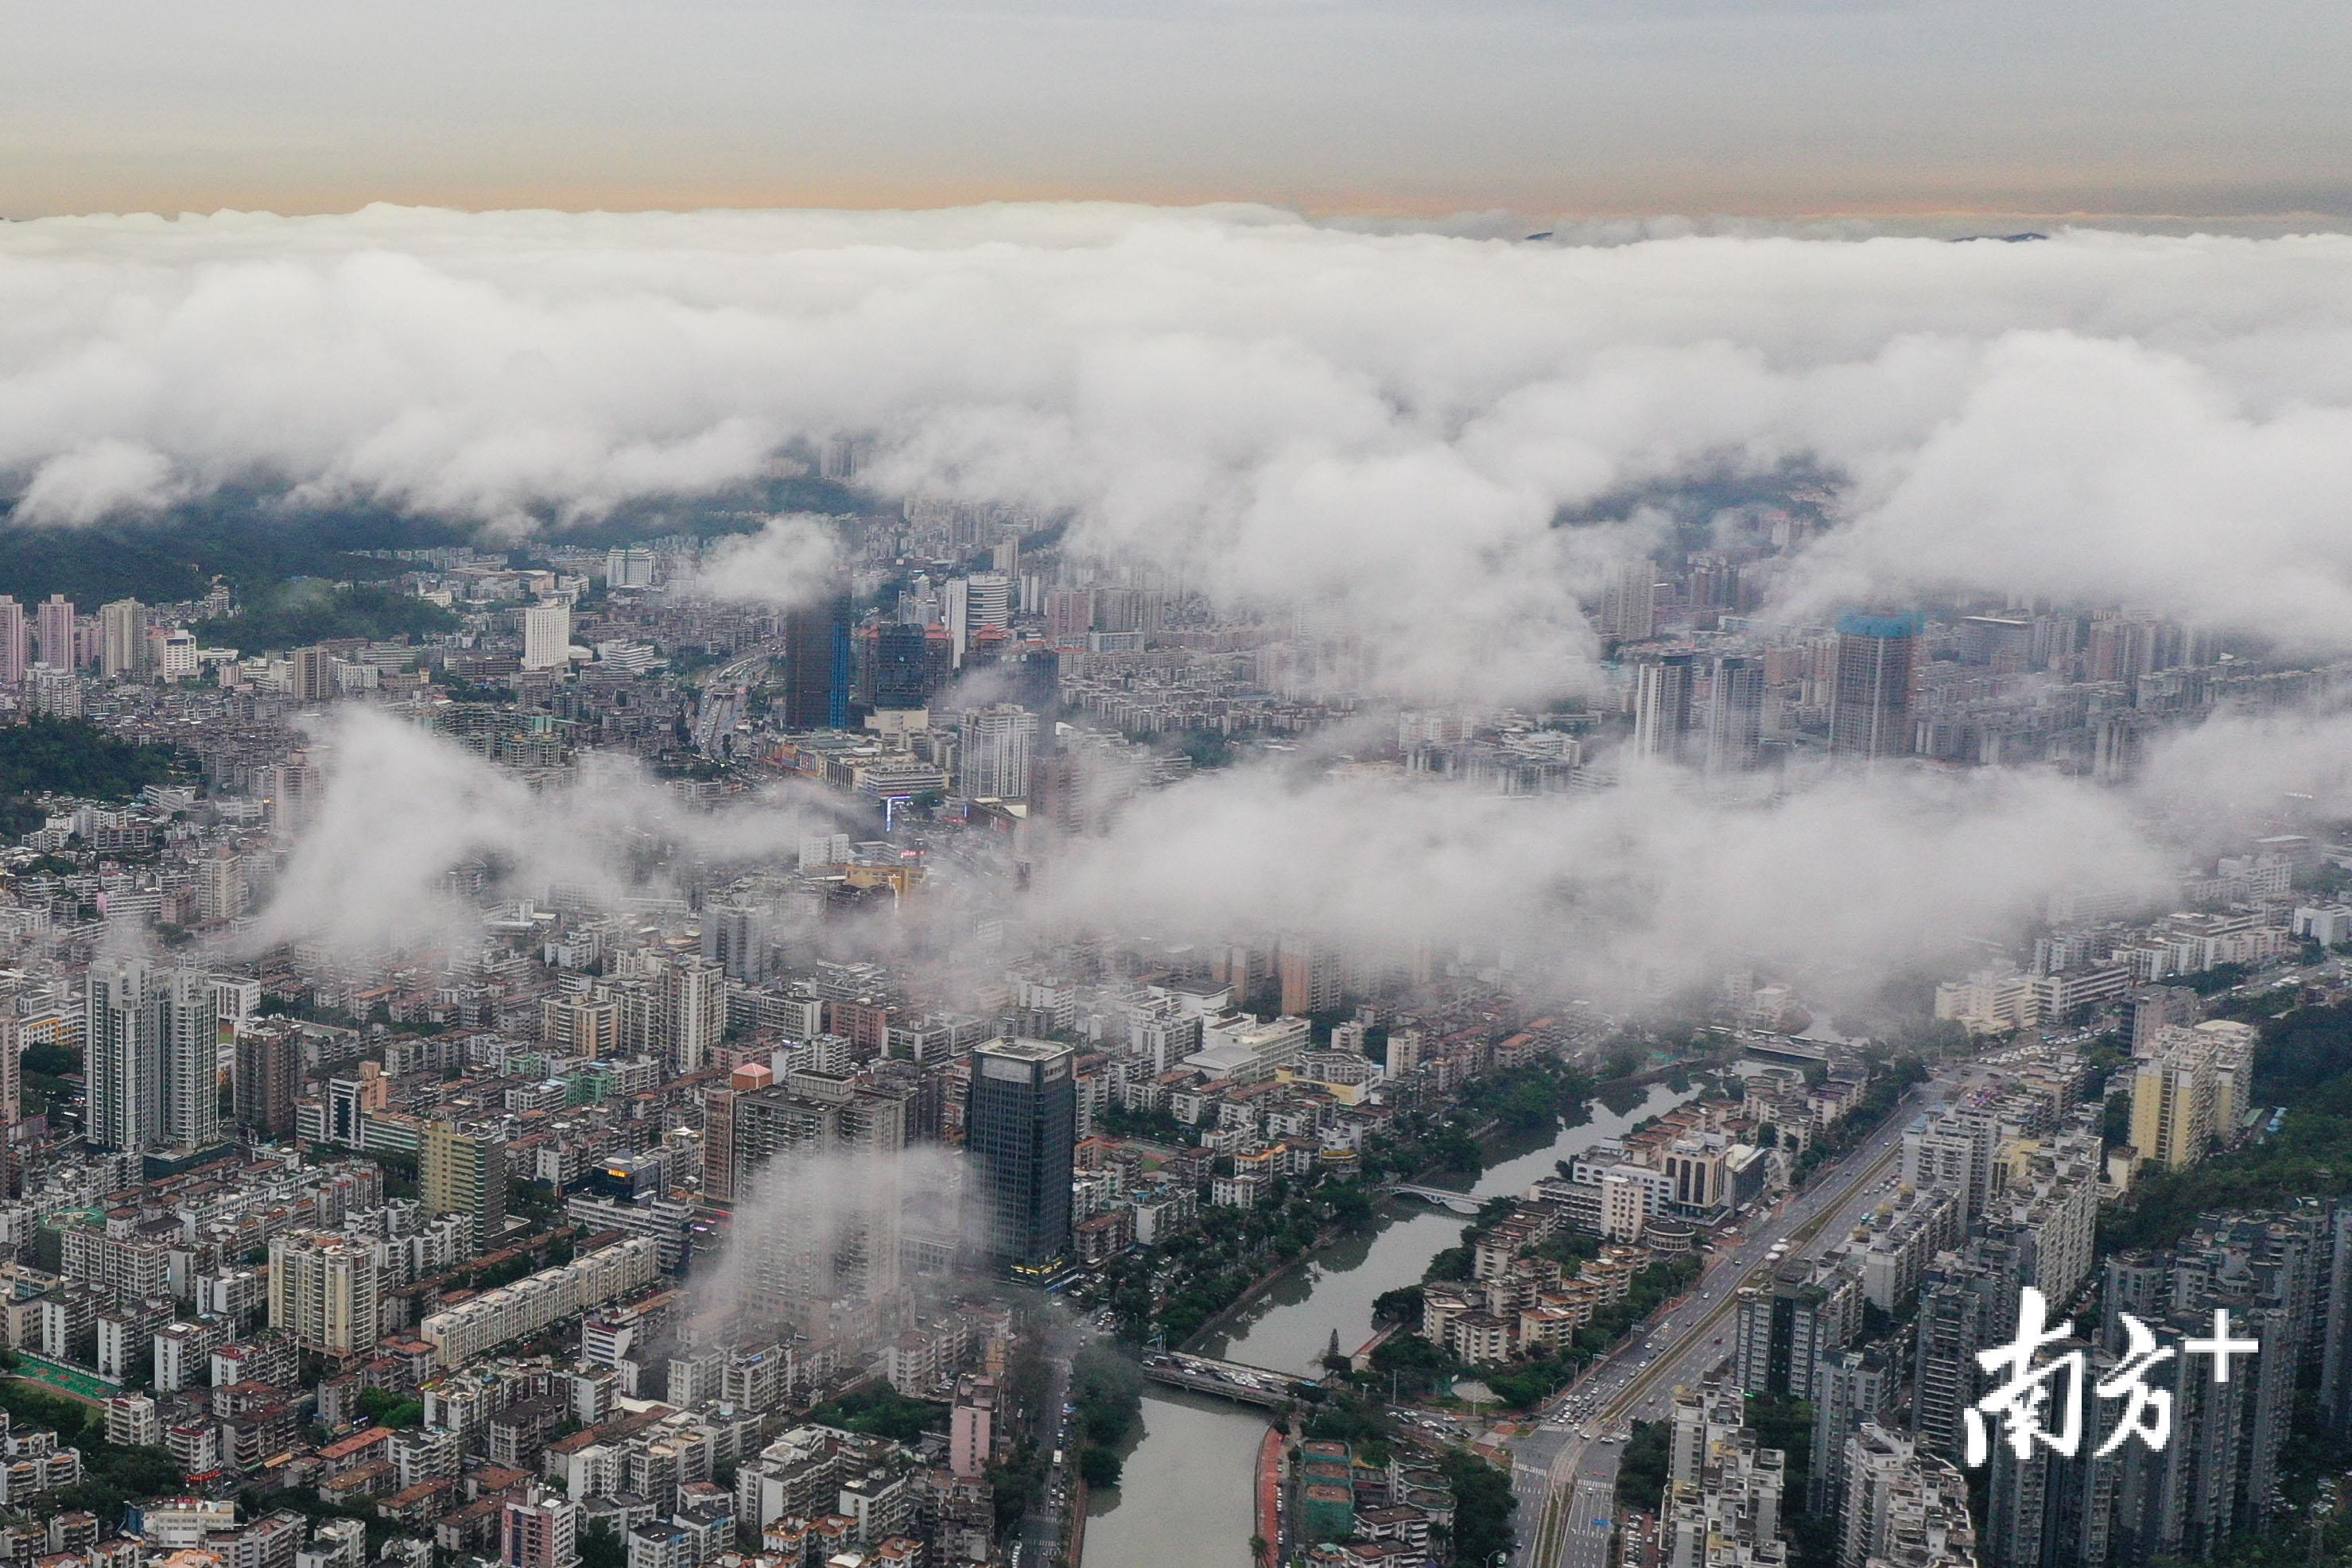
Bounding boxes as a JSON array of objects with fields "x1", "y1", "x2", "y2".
[
  {"x1": 1738, "y1": 1034, "x2": 1832, "y2": 1065},
  {"x1": 1139, "y1": 1352, "x2": 1310, "y2": 1409}
]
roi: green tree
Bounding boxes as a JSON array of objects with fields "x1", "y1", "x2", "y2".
[
  {"x1": 1439, "y1": 1447, "x2": 1518, "y2": 1566},
  {"x1": 1616, "y1": 1420, "x2": 1671, "y2": 1512},
  {"x1": 1324, "y1": 1182, "x2": 1376, "y2": 1230},
  {"x1": 1069, "y1": 1344, "x2": 1145, "y2": 1451},
  {"x1": 580, "y1": 1522, "x2": 626, "y2": 1568},
  {"x1": 1425, "y1": 1245, "x2": 1475, "y2": 1283},
  {"x1": 1747, "y1": 1394, "x2": 1815, "y2": 1502},
  {"x1": 2102, "y1": 1000, "x2": 2352, "y2": 1252},
  {"x1": 20, "y1": 1043, "x2": 75, "y2": 1077},
  {"x1": 357, "y1": 1387, "x2": 424, "y2": 1428},
  {"x1": 810, "y1": 1386, "x2": 947, "y2": 1445},
  {"x1": 192, "y1": 580, "x2": 458, "y2": 653},
  {"x1": 0, "y1": 716, "x2": 192, "y2": 837}
]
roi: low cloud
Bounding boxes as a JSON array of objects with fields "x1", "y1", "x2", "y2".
[
  {"x1": 247, "y1": 708, "x2": 840, "y2": 956},
  {"x1": 20, "y1": 207, "x2": 2345, "y2": 1010},
  {"x1": 249, "y1": 695, "x2": 2349, "y2": 1017},
  {"x1": 1023, "y1": 693, "x2": 2352, "y2": 1009},
  {"x1": 2134, "y1": 701, "x2": 2352, "y2": 830},
  {"x1": 9, "y1": 211, "x2": 2352, "y2": 697},
  {"x1": 689, "y1": 1143, "x2": 972, "y2": 1339},
  {"x1": 17, "y1": 439, "x2": 184, "y2": 526},
  {"x1": 1031, "y1": 753, "x2": 2175, "y2": 1007},
  {"x1": 680, "y1": 513, "x2": 844, "y2": 610}
]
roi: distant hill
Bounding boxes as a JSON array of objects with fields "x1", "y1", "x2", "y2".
[
  {"x1": 192, "y1": 580, "x2": 461, "y2": 654},
  {"x1": 0, "y1": 715, "x2": 192, "y2": 837},
  {"x1": 1552, "y1": 455, "x2": 1846, "y2": 557},
  {"x1": 0, "y1": 495, "x2": 467, "y2": 604},
  {"x1": 0, "y1": 472, "x2": 869, "y2": 605}
]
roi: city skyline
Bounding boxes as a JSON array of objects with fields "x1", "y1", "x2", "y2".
[
  {"x1": 2, "y1": 10, "x2": 2348, "y2": 1568},
  {"x1": 0, "y1": 484, "x2": 2343, "y2": 1568}
]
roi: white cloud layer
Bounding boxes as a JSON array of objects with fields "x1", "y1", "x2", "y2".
[
  {"x1": 15, "y1": 205, "x2": 2346, "y2": 1007},
  {"x1": 1024, "y1": 693, "x2": 2352, "y2": 1007},
  {"x1": 1034, "y1": 756, "x2": 2179, "y2": 1006},
  {"x1": 250, "y1": 708, "x2": 840, "y2": 956},
  {"x1": 680, "y1": 513, "x2": 844, "y2": 610},
  {"x1": 10, "y1": 208, "x2": 2352, "y2": 700},
  {"x1": 251, "y1": 695, "x2": 2352, "y2": 1012}
]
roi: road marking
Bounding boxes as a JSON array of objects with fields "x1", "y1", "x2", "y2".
[{"x1": 1517, "y1": 1106, "x2": 1917, "y2": 1568}]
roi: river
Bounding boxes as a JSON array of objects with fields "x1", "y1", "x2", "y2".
[
  {"x1": 1081, "y1": 1389, "x2": 1271, "y2": 1568},
  {"x1": 1080, "y1": 1077, "x2": 1703, "y2": 1566},
  {"x1": 1202, "y1": 1078, "x2": 1701, "y2": 1373}
]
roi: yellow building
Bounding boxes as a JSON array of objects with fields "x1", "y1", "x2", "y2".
[
  {"x1": 422, "y1": 1120, "x2": 507, "y2": 1251},
  {"x1": 2128, "y1": 1023, "x2": 2253, "y2": 1170}
]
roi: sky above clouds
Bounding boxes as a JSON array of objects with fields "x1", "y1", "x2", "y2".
[{"x1": 4, "y1": 0, "x2": 2350, "y2": 225}]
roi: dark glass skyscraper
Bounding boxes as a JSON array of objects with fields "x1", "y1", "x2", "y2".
[
  {"x1": 782, "y1": 590, "x2": 854, "y2": 730},
  {"x1": 869, "y1": 621, "x2": 938, "y2": 710},
  {"x1": 965, "y1": 1037, "x2": 1075, "y2": 1273}
]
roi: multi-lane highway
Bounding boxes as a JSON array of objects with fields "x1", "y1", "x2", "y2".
[
  {"x1": 1555, "y1": 1461, "x2": 1622, "y2": 1568},
  {"x1": 1512, "y1": 1068, "x2": 1955, "y2": 1568},
  {"x1": 1506, "y1": 972, "x2": 2346, "y2": 1568},
  {"x1": 691, "y1": 642, "x2": 782, "y2": 757}
]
